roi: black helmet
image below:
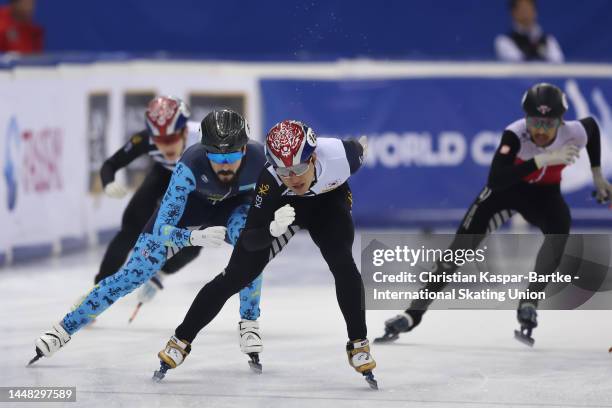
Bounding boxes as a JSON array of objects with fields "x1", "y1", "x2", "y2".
[
  {"x1": 521, "y1": 83, "x2": 568, "y2": 118},
  {"x1": 200, "y1": 109, "x2": 250, "y2": 153}
]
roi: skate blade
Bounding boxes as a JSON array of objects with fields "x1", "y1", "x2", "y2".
[
  {"x1": 152, "y1": 370, "x2": 166, "y2": 382},
  {"x1": 128, "y1": 302, "x2": 143, "y2": 324},
  {"x1": 363, "y1": 371, "x2": 379, "y2": 390},
  {"x1": 152, "y1": 362, "x2": 171, "y2": 382},
  {"x1": 248, "y1": 360, "x2": 263, "y2": 374},
  {"x1": 26, "y1": 348, "x2": 44, "y2": 366},
  {"x1": 26, "y1": 355, "x2": 42, "y2": 366},
  {"x1": 248, "y1": 353, "x2": 262, "y2": 374},
  {"x1": 373, "y1": 332, "x2": 399, "y2": 344},
  {"x1": 514, "y1": 330, "x2": 535, "y2": 347}
]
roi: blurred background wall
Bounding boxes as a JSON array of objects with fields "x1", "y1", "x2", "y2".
[{"x1": 25, "y1": 0, "x2": 612, "y2": 62}]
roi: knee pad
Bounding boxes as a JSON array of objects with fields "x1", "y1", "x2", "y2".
[{"x1": 226, "y1": 204, "x2": 250, "y2": 246}]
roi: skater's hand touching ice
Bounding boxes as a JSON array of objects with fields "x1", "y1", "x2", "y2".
[
  {"x1": 189, "y1": 226, "x2": 227, "y2": 247},
  {"x1": 269, "y1": 204, "x2": 295, "y2": 237}
]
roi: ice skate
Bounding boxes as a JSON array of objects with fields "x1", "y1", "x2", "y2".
[
  {"x1": 153, "y1": 335, "x2": 191, "y2": 381},
  {"x1": 239, "y1": 319, "x2": 263, "y2": 373},
  {"x1": 28, "y1": 323, "x2": 71, "y2": 365},
  {"x1": 346, "y1": 339, "x2": 378, "y2": 389},
  {"x1": 374, "y1": 310, "x2": 423, "y2": 344},
  {"x1": 514, "y1": 303, "x2": 538, "y2": 347}
]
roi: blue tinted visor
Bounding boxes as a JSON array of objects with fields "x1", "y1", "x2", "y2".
[{"x1": 207, "y1": 151, "x2": 244, "y2": 164}]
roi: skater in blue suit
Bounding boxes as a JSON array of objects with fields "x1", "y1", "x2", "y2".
[{"x1": 31, "y1": 110, "x2": 273, "y2": 367}]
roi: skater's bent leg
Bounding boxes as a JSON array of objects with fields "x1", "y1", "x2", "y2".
[
  {"x1": 175, "y1": 242, "x2": 267, "y2": 343},
  {"x1": 224, "y1": 204, "x2": 264, "y2": 321},
  {"x1": 63, "y1": 233, "x2": 167, "y2": 334},
  {"x1": 174, "y1": 267, "x2": 261, "y2": 343},
  {"x1": 239, "y1": 274, "x2": 262, "y2": 320},
  {"x1": 522, "y1": 194, "x2": 571, "y2": 307},
  {"x1": 327, "y1": 251, "x2": 367, "y2": 340},
  {"x1": 408, "y1": 187, "x2": 509, "y2": 312},
  {"x1": 162, "y1": 246, "x2": 201, "y2": 274},
  {"x1": 309, "y1": 200, "x2": 367, "y2": 340}
]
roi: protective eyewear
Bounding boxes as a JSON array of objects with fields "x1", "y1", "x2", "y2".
[
  {"x1": 207, "y1": 151, "x2": 245, "y2": 164},
  {"x1": 274, "y1": 161, "x2": 310, "y2": 178},
  {"x1": 527, "y1": 117, "x2": 561, "y2": 130}
]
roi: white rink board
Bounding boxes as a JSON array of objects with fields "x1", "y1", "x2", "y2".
[{"x1": 0, "y1": 63, "x2": 259, "y2": 261}]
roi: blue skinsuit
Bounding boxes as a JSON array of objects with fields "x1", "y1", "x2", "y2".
[{"x1": 62, "y1": 142, "x2": 267, "y2": 334}]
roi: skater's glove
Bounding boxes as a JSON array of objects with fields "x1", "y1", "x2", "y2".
[
  {"x1": 534, "y1": 145, "x2": 579, "y2": 169},
  {"x1": 137, "y1": 272, "x2": 165, "y2": 304},
  {"x1": 358, "y1": 135, "x2": 368, "y2": 158},
  {"x1": 189, "y1": 226, "x2": 227, "y2": 247},
  {"x1": 269, "y1": 204, "x2": 295, "y2": 237},
  {"x1": 104, "y1": 181, "x2": 128, "y2": 198},
  {"x1": 592, "y1": 167, "x2": 612, "y2": 205}
]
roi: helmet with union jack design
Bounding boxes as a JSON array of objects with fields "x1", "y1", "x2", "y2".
[
  {"x1": 265, "y1": 120, "x2": 317, "y2": 169},
  {"x1": 145, "y1": 96, "x2": 191, "y2": 143}
]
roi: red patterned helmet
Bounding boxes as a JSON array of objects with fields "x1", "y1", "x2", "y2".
[
  {"x1": 145, "y1": 96, "x2": 191, "y2": 143},
  {"x1": 265, "y1": 120, "x2": 317, "y2": 168}
]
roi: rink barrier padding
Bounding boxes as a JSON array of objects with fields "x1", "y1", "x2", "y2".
[
  {"x1": 97, "y1": 227, "x2": 120, "y2": 246},
  {"x1": 11, "y1": 243, "x2": 53, "y2": 264},
  {"x1": 60, "y1": 236, "x2": 88, "y2": 255}
]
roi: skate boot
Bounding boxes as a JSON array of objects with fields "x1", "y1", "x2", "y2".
[
  {"x1": 346, "y1": 339, "x2": 378, "y2": 389},
  {"x1": 28, "y1": 323, "x2": 71, "y2": 365},
  {"x1": 374, "y1": 309, "x2": 423, "y2": 343},
  {"x1": 239, "y1": 319, "x2": 263, "y2": 373},
  {"x1": 514, "y1": 302, "x2": 538, "y2": 347},
  {"x1": 153, "y1": 335, "x2": 191, "y2": 381}
]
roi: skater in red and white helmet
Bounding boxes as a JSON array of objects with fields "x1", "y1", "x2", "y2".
[{"x1": 155, "y1": 120, "x2": 379, "y2": 389}]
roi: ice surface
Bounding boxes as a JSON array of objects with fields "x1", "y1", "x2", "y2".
[{"x1": 2, "y1": 232, "x2": 612, "y2": 408}]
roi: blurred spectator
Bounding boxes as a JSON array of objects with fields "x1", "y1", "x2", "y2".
[
  {"x1": 0, "y1": 0, "x2": 43, "y2": 54},
  {"x1": 495, "y1": 0, "x2": 564, "y2": 63}
]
